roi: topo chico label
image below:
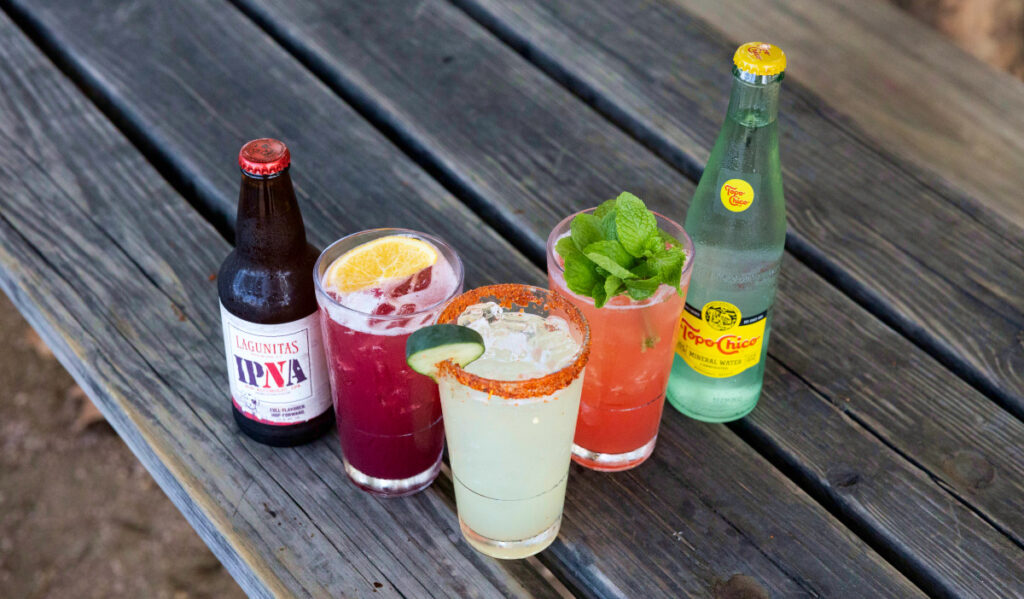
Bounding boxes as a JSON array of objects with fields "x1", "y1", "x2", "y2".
[
  {"x1": 676, "y1": 300, "x2": 766, "y2": 378},
  {"x1": 220, "y1": 302, "x2": 330, "y2": 425},
  {"x1": 717, "y1": 168, "x2": 759, "y2": 213}
]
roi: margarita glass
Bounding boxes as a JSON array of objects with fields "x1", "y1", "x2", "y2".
[
  {"x1": 547, "y1": 209, "x2": 694, "y2": 471},
  {"x1": 314, "y1": 229, "x2": 463, "y2": 496},
  {"x1": 435, "y1": 284, "x2": 590, "y2": 559}
]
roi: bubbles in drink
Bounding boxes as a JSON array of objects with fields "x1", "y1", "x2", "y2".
[{"x1": 457, "y1": 302, "x2": 580, "y2": 380}]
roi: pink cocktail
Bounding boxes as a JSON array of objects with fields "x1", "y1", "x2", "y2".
[
  {"x1": 547, "y1": 208, "x2": 693, "y2": 471},
  {"x1": 314, "y1": 229, "x2": 463, "y2": 496}
]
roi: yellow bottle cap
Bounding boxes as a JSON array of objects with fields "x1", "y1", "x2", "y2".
[{"x1": 733, "y1": 42, "x2": 786, "y2": 76}]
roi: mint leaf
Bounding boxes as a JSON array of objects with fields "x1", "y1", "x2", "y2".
[
  {"x1": 570, "y1": 213, "x2": 603, "y2": 251},
  {"x1": 650, "y1": 248, "x2": 683, "y2": 291},
  {"x1": 585, "y1": 240, "x2": 633, "y2": 268},
  {"x1": 591, "y1": 281, "x2": 608, "y2": 309},
  {"x1": 615, "y1": 192, "x2": 657, "y2": 257},
  {"x1": 584, "y1": 240, "x2": 635, "y2": 280},
  {"x1": 589, "y1": 256, "x2": 632, "y2": 280},
  {"x1": 600, "y1": 209, "x2": 617, "y2": 240},
  {"x1": 624, "y1": 277, "x2": 660, "y2": 301},
  {"x1": 555, "y1": 235, "x2": 581, "y2": 261},
  {"x1": 629, "y1": 260, "x2": 657, "y2": 280},
  {"x1": 642, "y1": 235, "x2": 663, "y2": 257},
  {"x1": 604, "y1": 275, "x2": 623, "y2": 299},
  {"x1": 563, "y1": 254, "x2": 600, "y2": 296},
  {"x1": 593, "y1": 198, "x2": 618, "y2": 219}
]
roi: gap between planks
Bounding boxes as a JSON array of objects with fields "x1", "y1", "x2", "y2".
[
  {"x1": 0, "y1": 0, "x2": 238, "y2": 244},
  {"x1": 219, "y1": 0, "x2": 553, "y2": 268}
]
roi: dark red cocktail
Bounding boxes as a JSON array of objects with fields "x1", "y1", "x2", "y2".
[{"x1": 314, "y1": 229, "x2": 463, "y2": 496}]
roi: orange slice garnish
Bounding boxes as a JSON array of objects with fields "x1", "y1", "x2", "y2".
[{"x1": 324, "y1": 235, "x2": 438, "y2": 293}]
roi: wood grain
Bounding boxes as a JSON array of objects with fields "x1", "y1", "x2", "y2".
[
  {"x1": 0, "y1": 9, "x2": 561, "y2": 599},
  {"x1": 454, "y1": 0, "x2": 1024, "y2": 422},
  {"x1": 0, "y1": 0, "x2": 924, "y2": 595},
  {"x1": 770, "y1": 254, "x2": 1024, "y2": 547},
  {"x1": 210, "y1": 0, "x2": 1024, "y2": 594}
]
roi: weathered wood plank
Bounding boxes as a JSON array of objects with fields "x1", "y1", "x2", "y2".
[
  {"x1": 1, "y1": 0, "x2": 924, "y2": 596},
  {"x1": 752, "y1": 358, "x2": 1024, "y2": 596},
  {"x1": 210, "y1": 0, "x2": 1024, "y2": 594},
  {"x1": 0, "y1": 9, "x2": 563, "y2": 599},
  {"x1": 770, "y1": 254, "x2": 1024, "y2": 548},
  {"x1": 669, "y1": 0, "x2": 1024, "y2": 234},
  {"x1": 453, "y1": 0, "x2": 1024, "y2": 422}
]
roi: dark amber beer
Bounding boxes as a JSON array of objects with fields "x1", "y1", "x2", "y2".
[{"x1": 218, "y1": 139, "x2": 333, "y2": 446}]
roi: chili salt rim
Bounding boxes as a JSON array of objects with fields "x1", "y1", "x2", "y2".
[{"x1": 436, "y1": 284, "x2": 591, "y2": 399}]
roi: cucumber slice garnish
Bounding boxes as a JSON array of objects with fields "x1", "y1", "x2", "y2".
[{"x1": 406, "y1": 324, "x2": 485, "y2": 380}]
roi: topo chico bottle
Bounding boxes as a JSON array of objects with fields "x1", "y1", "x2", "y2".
[
  {"x1": 666, "y1": 43, "x2": 788, "y2": 423},
  {"x1": 219, "y1": 138, "x2": 334, "y2": 445}
]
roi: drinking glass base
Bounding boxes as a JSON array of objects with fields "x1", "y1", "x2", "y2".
[
  {"x1": 343, "y1": 455, "x2": 442, "y2": 498},
  {"x1": 459, "y1": 516, "x2": 560, "y2": 559},
  {"x1": 571, "y1": 434, "x2": 657, "y2": 472}
]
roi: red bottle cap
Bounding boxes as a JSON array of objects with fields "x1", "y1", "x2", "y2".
[{"x1": 238, "y1": 138, "x2": 291, "y2": 176}]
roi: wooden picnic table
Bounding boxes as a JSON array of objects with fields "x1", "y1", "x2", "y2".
[{"x1": 0, "y1": 0, "x2": 1021, "y2": 596}]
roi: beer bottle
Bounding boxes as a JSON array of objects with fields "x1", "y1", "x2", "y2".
[
  {"x1": 667, "y1": 43, "x2": 788, "y2": 422},
  {"x1": 218, "y1": 139, "x2": 333, "y2": 445}
]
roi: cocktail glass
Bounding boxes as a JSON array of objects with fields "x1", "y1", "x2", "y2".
[
  {"x1": 546, "y1": 209, "x2": 694, "y2": 471},
  {"x1": 435, "y1": 284, "x2": 591, "y2": 559},
  {"x1": 314, "y1": 229, "x2": 463, "y2": 497}
]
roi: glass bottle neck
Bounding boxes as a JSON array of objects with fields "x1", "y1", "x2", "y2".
[
  {"x1": 234, "y1": 169, "x2": 308, "y2": 257},
  {"x1": 726, "y1": 70, "x2": 781, "y2": 128}
]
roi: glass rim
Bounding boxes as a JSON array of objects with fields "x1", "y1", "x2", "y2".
[
  {"x1": 546, "y1": 207, "x2": 695, "y2": 310},
  {"x1": 313, "y1": 228, "x2": 465, "y2": 320},
  {"x1": 436, "y1": 284, "x2": 591, "y2": 399}
]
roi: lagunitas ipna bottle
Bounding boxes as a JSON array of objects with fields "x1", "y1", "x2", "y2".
[
  {"x1": 666, "y1": 43, "x2": 787, "y2": 423},
  {"x1": 219, "y1": 139, "x2": 333, "y2": 445}
]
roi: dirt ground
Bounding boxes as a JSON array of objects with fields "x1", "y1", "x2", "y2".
[{"x1": 0, "y1": 292, "x2": 245, "y2": 599}]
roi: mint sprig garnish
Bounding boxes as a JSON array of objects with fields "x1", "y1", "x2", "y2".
[
  {"x1": 557, "y1": 192, "x2": 687, "y2": 308},
  {"x1": 615, "y1": 193, "x2": 657, "y2": 257}
]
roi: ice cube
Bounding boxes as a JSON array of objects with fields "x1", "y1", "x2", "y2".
[
  {"x1": 390, "y1": 266, "x2": 433, "y2": 298},
  {"x1": 457, "y1": 303, "x2": 581, "y2": 380},
  {"x1": 412, "y1": 266, "x2": 433, "y2": 292},
  {"x1": 458, "y1": 302, "x2": 492, "y2": 326},
  {"x1": 373, "y1": 302, "x2": 396, "y2": 316},
  {"x1": 484, "y1": 303, "x2": 503, "y2": 323},
  {"x1": 463, "y1": 314, "x2": 491, "y2": 338},
  {"x1": 390, "y1": 274, "x2": 413, "y2": 297}
]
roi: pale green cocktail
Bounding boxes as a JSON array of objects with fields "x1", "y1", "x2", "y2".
[{"x1": 435, "y1": 284, "x2": 590, "y2": 559}]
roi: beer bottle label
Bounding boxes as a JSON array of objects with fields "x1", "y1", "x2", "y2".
[
  {"x1": 220, "y1": 302, "x2": 331, "y2": 425},
  {"x1": 676, "y1": 301, "x2": 766, "y2": 378}
]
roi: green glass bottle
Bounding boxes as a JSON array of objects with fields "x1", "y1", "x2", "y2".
[{"x1": 666, "y1": 42, "x2": 788, "y2": 422}]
